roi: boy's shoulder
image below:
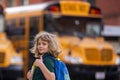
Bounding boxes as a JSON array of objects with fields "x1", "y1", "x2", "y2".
[
  {"x1": 43, "y1": 53, "x2": 55, "y2": 65},
  {"x1": 43, "y1": 53, "x2": 55, "y2": 60}
]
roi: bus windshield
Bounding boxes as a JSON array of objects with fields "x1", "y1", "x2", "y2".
[{"x1": 44, "y1": 14, "x2": 102, "y2": 38}]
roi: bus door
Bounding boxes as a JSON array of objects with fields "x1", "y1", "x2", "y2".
[{"x1": 28, "y1": 15, "x2": 42, "y2": 69}]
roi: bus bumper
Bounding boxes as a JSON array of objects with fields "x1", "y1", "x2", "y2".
[
  {"x1": 0, "y1": 65, "x2": 23, "y2": 79},
  {"x1": 67, "y1": 64, "x2": 120, "y2": 80}
]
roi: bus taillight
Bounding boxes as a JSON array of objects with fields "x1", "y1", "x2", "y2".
[
  {"x1": 90, "y1": 8, "x2": 101, "y2": 15},
  {"x1": 49, "y1": 6, "x2": 60, "y2": 12}
]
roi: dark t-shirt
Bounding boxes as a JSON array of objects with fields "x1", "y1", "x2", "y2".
[{"x1": 33, "y1": 53, "x2": 55, "y2": 80}]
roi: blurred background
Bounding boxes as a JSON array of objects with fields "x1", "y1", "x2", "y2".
[{"x1": 0, "y1": 0, "x2": 120, "y2": 80}]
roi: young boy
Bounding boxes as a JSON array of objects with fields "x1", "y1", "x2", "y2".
[{"x1": 27, "y1": 31, "x2": 61, "y2": 80}]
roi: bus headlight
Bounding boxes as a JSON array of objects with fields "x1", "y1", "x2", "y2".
[
  {"x1": 64, "y1": 56, "x2": 83, "y2": 64},
  {"x1": 10, "y1": 56, "x2": 23, "y2": 64},
  {"x1": 116, "y1": 58, "x2": 120, "y2": 65}
]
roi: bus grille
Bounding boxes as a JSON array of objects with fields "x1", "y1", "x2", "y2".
[
  {"x1": 85, "y1": 49, "x2": 100, "y2": 61},
  {"x1": 85, "y1": 49, "x2": 112, "y2": 61},
  {"x1": 0, "y1": 52, "x2": 5, "y2": 63},
  {"x1": 101, "y1": 49, "x2": 112, "y2": 61}
]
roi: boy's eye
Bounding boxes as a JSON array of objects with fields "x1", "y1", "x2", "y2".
[
  {"x1": 38, "y1": 43, "x2": 41, "y2": 45},
  {"x1": 38, "y1": 42, "x2": 47, "y2": 45},
  {"x1": 43, "y1": 42, "x2": 47, "y2": 45}
]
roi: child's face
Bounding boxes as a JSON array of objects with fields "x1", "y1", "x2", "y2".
[{"x1": 37, "y1": 39, "x2": 49, "y2": 54}]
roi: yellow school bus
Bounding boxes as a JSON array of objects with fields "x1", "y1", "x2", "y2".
[
  {"x1": 5, "y1": 1, "x2": 120, "y2": 80},
  {"x1": 0, "y1": 4, "x2": 23, "y2": 80}
]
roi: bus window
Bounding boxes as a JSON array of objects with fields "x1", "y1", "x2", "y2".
[
  {"x1": 0, "y1": 4, "x2": 4, "y2": 33},
  {"x1": 86, "y1": 23, "x2": 101, "y2": 36},
  {"x1": 6, "y1": 18, "x2": 25, "y2": 37},
  {"x1": 6, "y1": 19, "x2": 16, "y2": 36},
  {"x1": 0, "y1": 15, "x2": 4, "y2": 32},
  {"x1": 16, "y1": 18, "x2": 25, "y2": 36},
  {"x1": 29, "y1": 16, "x2": 39, "y2": 36}
]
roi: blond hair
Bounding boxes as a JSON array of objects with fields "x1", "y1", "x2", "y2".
[{"x1": 30, "y1": 31, "x2": 61, "y2": 57}]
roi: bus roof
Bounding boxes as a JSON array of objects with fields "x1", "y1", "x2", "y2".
[{"x1": 5, "y1": 1, "x2": 56, "y2": 14}]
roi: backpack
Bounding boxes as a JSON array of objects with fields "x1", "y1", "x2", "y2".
[
  {"x1": 31, "y1": 56, "x2": 71, "y2": 80},
  {"x1": 48, "y1": 56, "x2": 71, "y2": 80}
]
